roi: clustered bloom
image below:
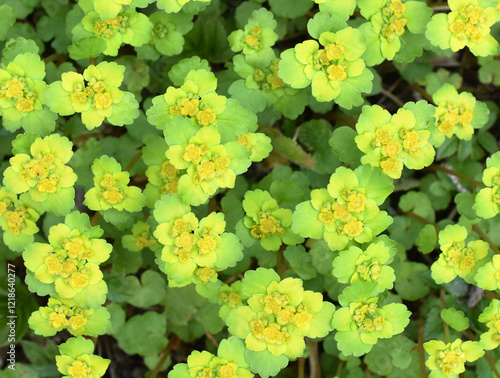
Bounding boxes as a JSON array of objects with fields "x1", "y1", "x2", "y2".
[
  {"x1": 141, "y1": 135, "x2": 186, "y2": 208},
  {"x1": 148, "y1": 67, "x2": 257, "y2": 143},
  {"x1": 56, "y1": 337, "x2": 110, "y2": 378},
  {"x1": 332, "y1": 240, "x2": 396, "y2": 292},
  {"x1": 148, "y1": 69, "x2": 227, "y2": 130},
  {"x1": 153, "y1": 195, "x2": 244, "y2": 287},
  {"x1": 424, "y1": 339, "x2": 484, "y2": 377},
  {"x1": 236, "y1": 189, "x2": 303, "y2": 251},
  {"x1": 236, "y1": 132, "x2": 273, "y2": 162},
  {"x1": 23, "y1": 211, "x2": 112, "y2": 308},
  {"x1": 355, "y1": 102, "x2": 436, "y2": 179},
  {"x1": 83, "y1": 155, "x2": 145, "y2": 222},
  {"x1": 226, "y1": 268, "x2": 335, "y2": 361},
  {"x1": 473, "y1": 151, "x2": 500, "y2": 219},
  {"x1": 0, "y1": 187, "x2": 44, "y2": 252},
  {"x1": 474, "y1": 254, "x2": 500, "y2": 290},
  {"x1": 229, "y1": 52, "x2": 308, "y2": 120},
  {"x1": 122, "y1": 220, "x2": 159, "y2": 252},
  {"x1": 426, "y1": 0, "x2": 499, "y2": 56},
  {"x1": 228, "y1": 8, "x2": 278, "y2": 57},
  {"x1": 73, "y1": 6, "x2": 153, "y2": 56},
  {"x1": 3, "y1": 133, "x2": 77, "y2": 216},
  {"x1": 292, "y1": 165, "x2": 393, "y2": 251},
  {"x1": 278, "y1": 28, "x2": 373, "y2": 108},
  {"x1": 358, "y1": 0, "x2": 432, "y2": 65},
  {"x1": 332, "y1": 282, "x2": 411, "y2": 356},
  {"x1": 45, "y1": 61, "x2": 139, "y2": 129},
  {"x1": 0, "y1": 52, "x2": 56, "y2": 134},
  {"x1": 478, "y1": 299, "x2": 500, "y2": 350},
  {"x1": 148, "y1": 11, "x2": 194, "y2": 57},
  {"x1": 218, "y1": 281, "x2": 248, "y2": 321},
  {"x1": 168, "y1": 337, "x2": 253, "y2": 378},
  {"x1": 431, "y1": 83, "x2": 488, "y2": 146},
  {"x1": 28, "y1": 297, "x2": 110, "y2": 337},
  {"x1": 162, "y1": 118, "x2": 252, "y2": 206},
  {"x1": 431, "y1": 224, "x2": 489, "y2": 284}
]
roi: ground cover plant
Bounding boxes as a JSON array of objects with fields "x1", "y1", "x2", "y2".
[{"x1": 2, "y1": 0, "x2": 500, "y2": 377}]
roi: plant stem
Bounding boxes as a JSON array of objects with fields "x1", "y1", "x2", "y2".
[
  {"x1": 335, "y1": 359, "x2": 345, "y2": 378},
  {"x1": 277, "y1": 244, "x2": 286, "y2": 279},
  {"x1": 150, "y1": 336, "x2": 177, "y2": 378},
  {"x1": 440, "y1": 289, "x2": 450, "y2": 343},
  {"x1": 402, "y1": 211, "x2": 440, "y2": 235},
  {"x1": 298, "y1": 357, "x2": 305, "y2": 378},
  {"x1": 472, "y1": 225, "x2": 500, "y2": 255},
  {"x1": 90, "y1": 212, "x2": 102, "y2": 227},
  {"x1": 306, "y1": 339, "x2": 321, "y2": 378},
  {"x1": 43, "y1": 53, "x2": 68, "y2": 65},
  {"x1": 417, "y1": 314, "x2": 427, "y2": 378},
  {"x1": 204, "y1": 331, "x2": 219, "y2": 348},
  {"x1": 71, "y1": 131, "x2": 102, "y2": 145},
  {"x1": 411, "y1": 83, "x2": 435, "y2": 104},
  {"x1": 380, "y1": 87, "x2": 405, "y2": 107},
  {"x1": 125, "y1": 150, "x2": 143, "y2": 172},
  {"x1": 431, "y1": 5, "x2": 451, "y2": 11},
  {"x1": 427, "y1": 165, "x2": 485, "y2": 188}
]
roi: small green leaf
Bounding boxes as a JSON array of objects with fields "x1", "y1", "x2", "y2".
[
  {"x1": 329, "y1": 126, "x2": 363, "y2": 164},
  {"x1": 394, "y1": 261, "x2": 430, "y2": 301},
  {"x1": 399, "y1": 191, "x2": 435, "y2": 222},
  {"x1": 127, "y1": 270, "x2": 166, "y2": 308},
  {"x1": 454, "y1": 192, "x2": 477, "y2": 220},
  {"x1": 0, "y1": 5, "x2": 16, "y2": 40},
  {"x1": 68, "y1": 37, "x2": 106, "y2": 60},
  {"x1": 284, "y1": 245, "x2": 317, "y2": 280},
  {"x1": 1, "y1": 37, "x2": 39, "y2": 66},
  {"x1": 116, "y1": 311, "x2": 168, "y2": 357},
  {"x1": 269, "y1": 0, "x2": 312, "y2": 19},
  {"x1": 477, "y1": 131, "x2": 498, "y2": 153},
  {"x1": 416, "y1": 224, "x2": 437, "y2": 254},
  {"x1": 245, "y1": 349, "x2": 289, "y2": 378},
  {"x1": 441, "y1": 308, "x2": 469, "y2": 332}
]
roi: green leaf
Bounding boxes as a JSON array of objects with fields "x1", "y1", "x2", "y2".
[
  {"x1": 0, "y1": 5, "x2": 16, "y2": 40},
  {"x1": 184, "y1": 16, "x2": 232, "y2": 63},
  {"x1": 168, "y1": 56, "x2": 211, "y2": 86},
  {"x1": 416, "y1": 224, "x2": 437, "y2": 254},
  {"x1": 454, "y1": 192, "x2": 477, "y2": 220},
  {"x1": 399, "y1": 191, "x2": 435, "y2": 223},
  {"x1": 441, "y1": 308, "x2": 469, "y2": 332},
  {"x1": 20, "y1": 340, "x2": 58, "y2": 365},
  {"x1": 68, "y1": 37, "x2": 106, "y2": 60},
  {"x1": 2, "y1": 0, "x2": 39, "y2": 18},
  {"x1": 436, "y1": 137, "x2": 458, "y2": 160},
  {"x1": 329, "y1": 126, "x2": 363, "y2": 164},
  {"x1": 284, "y1": 245, "x2": 317, "y2": 280},
  {"x1": 478, "y1": 56, "x2": 500, "y2": 85},
  {"x1": 1, "y1": 37, "x2": 39, "y2": 66},
  {"x1": 307, "y1": 11, "x2": 347, "y2": 39},
  {"x1": 116, "y1": 311, "x2": 168, "y2": 357},
  {"x1": 107, "y1": 92, "x2": 140, "y2": 126},
  {"x1": 394, "y1": 261, "x2": 430, "y2": 301},
  {"x1": 269, "y1": 0, "x2": 313, "y2": 19},
  {"x1": 245, "y1": 349, "x2": 289, "y2": 378},
  {"x1": 477, "y1": 131, "x2": 498, "y2": 153},
  {"x1": 127, "y1": 270, "x2": 166, "y2": 308},
  {"x1": 163, "y1": 285, "x2": 206, "y2": 328}
]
